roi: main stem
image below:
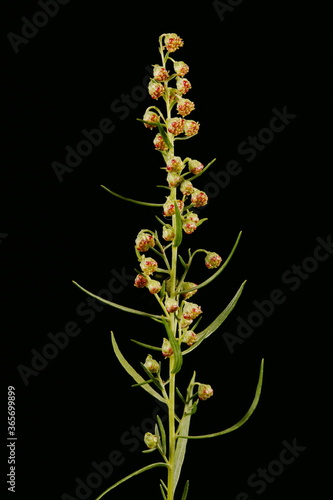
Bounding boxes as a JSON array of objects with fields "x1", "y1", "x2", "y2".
[{"x1": 163, "y1": 46, "x2": 178, "y2": 498}]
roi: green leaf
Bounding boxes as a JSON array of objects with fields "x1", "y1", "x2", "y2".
[
  {"x1": 162, "y1": 318, "x2": 183, "y2": 374},
  {"x1": 156, "y1": 414, "x2": 167, "y2": 455},
  {"x1": 182, "y1": 280, "x2": 247, "y2": 355},
  {"x1": 156, "y1": 120, "x2": 173, "y2": 150},
  {"x1": 179, "y1": 359, "x2": 264, "y2": 440},
  {"x1": 179, "y1": 231, "x2": 242, "y2": 296},
  {"x1": 187, "y1": 157, "x2": 216, "y2": 182},
  {"x1": 94, "y1": 462, "x2": 170, "y2": 500},
  {"x1": 72, "y1": 281, "x2": 164, "y2": 321},
  {"x1": 173, "y1": 200, "x2": 183, "y2": 248},
  {"x1": 181, "y1": 480, "x2": 190, "y2": 500},
  {"x1": 111, "y1": 332, "x2": 166, "y2": 404},
  {"x1": 130, "y1": 339, "x2": 162, "y2": 351},
  {"x1": 101, "y1": 184, "x2": 163, "y2": 207},
  {"x1": 173, "y1": 372, "x2": 196, "y2": 494},
  {"x1": 160, "y1": 483, "x2": 167, "y2": 500}
]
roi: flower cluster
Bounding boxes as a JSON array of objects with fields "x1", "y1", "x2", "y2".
[{"x1": 134, "y1": 35, "x2": 221, "y2": 408}]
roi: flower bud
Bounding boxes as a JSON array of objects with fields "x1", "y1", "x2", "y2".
[
  {"x1": 153, "y1": 133, "x2": 168, "y2": 151},
  {"x1": 144, "y1": 432, "x2": 159, "y2": 449},
  {"x1": 148, "y1": 80, "x2": 165, "y2": 99},
  {"x1": 165, "y1": 297, "x2": 179, "y2": 313},
  {"x1": 198, "y1": 384, "x2": 214, "y2": 400},
  {"x1": 182, "y1": 301, "x2": 202, "y2": 320},
  {"x1": 205, "y1": 252, "x2": 222, "y2": 269},
  {"x1": 147, "y1": 279, "x2": 162, "y2": 294},
  {"x1": 135, "y1": 231, "x2": 155, "y2": 252},
  {"x1": 188, "y1": 159, "x2": 204, "y2": 175},
  {"x1": 163, "y1": 197, "x2": 184, "y2": 217},
  {"x1": 164, "y1": 33, "x2": 184, "y2": 52},
  {"x1": 180, "y1": 180, "x2": 194, "y2": 195},
  {"x1": 167, "y1": 117, "x2": 185, "y2": 136},
  {"x1": 176, "y1": 77, "x2": 192, "y2": 94},
  {"x1": 167, "y1": 172, "x2": 183, "y2": 188},
  {"x1": 181, "y1": 330, "x2": 197, "y2": 346},
  {"x1": 153, "y1": 64, "x2": 169, "y2": 82},
  {"x1": 173, "y1": 60, "x2": 189, "y2": 77},
  {"x1": 162, "y1": 224, "x2": 175, "y2": 241},
  {"x1": 179, "y1": 317, "x2": 193, "y2": 328},
  {"x1": 162, "y1": 338, "x2": 173, "y2": 357},
  {"x1": 184, "y1": 120, "x2": 200, "y2": 137},
  {"x1": 191, "y1": 189, "x2": 208, "y2": 207},
  {"x1": 134, "y1": 274, "x2": 149, "y2": 288},
  {"x1": 166, "y1": 156, "x2": 184, "y2": 173},
  {"x1": 181, "y1": 282, "x2": 198, "y2": 299},
  {"x1": 140, "y1": 257, "x2": 158, "y2": 275},
  {"x1": 144, "y1": 354, "x2": 159, "y2": 373},
  {"x1": 143, "y1": 109, "x2": 160, "y2": 129},
  {"x1": 182, "y1": 221, "x2": 197, "y2": 234},
  {"x1": 177, "y1": 98, "x2": 195, "y2": 117}
]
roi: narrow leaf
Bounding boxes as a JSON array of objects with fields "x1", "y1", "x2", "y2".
[
  {"x1": 162, "y1": 318, "x2": 183, "y2": 374},
  {"x1": 173, "y1": 200, "x2": 183, "y2": 248},
  {"x1": 187, "y1": 157, "x2": 216, "y2": 181},
  {"x1": 179, "y1": 359, "x2": 264, "y2": 440},
  {"x1": 131, "y1": 339, "x2": 162, "y2": 351},
  {"x1": 178, "y1": 254, "x2": 187, "y2": 269},
  {"x1": 182, "y1": 280, "x2": 246, "y2": 355},
  {"x1": 72, "y1": 281, "x2": 163, "y2": 321},
  {"x1": 181, "y1": 480, "x2": 190, "y2": 500},
  {"x1": 111, "y1": 332, "x2": 166, "y2": 404},
  {"x1": 94, "y1": 462, "x2": 170, "y2": 500},
  {"x1": 173, "y1": 372, "x2": 196, "y2": 493},
  {"x1": 156, "y1": 120, "x2": 173, "y2": 149},
  {"x1": 179, "y1": 231, "x2": 242, "y2": 296},
  {"x1": 156, "y1": 414, "x2": 167, "y2": 455},
  {"x1": 101, "y1": 184, "x2": 163, "y2": 207},
  {"x1": 160, "y1": 483, "x2": 167, "y2": 500}
]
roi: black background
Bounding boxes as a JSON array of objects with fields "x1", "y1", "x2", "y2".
[{"x1": 2, "y1": 1, "x2": 332, "y2": 499}]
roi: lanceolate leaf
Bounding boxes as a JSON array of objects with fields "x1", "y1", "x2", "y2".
[
  {"x1": 179, "y1": 359, "x2": 264, "y2": 440},
  {"x1": 173, "y1": 372, "x2": 196, "y2": 494},
  {"x1": 179, "y1": 231, "x2": 242, "y2": 295},
  {"x1": 162, "y1": 318, "x2": 183, "y2": 374},
  {"x1": 173, "y1": 200, "x2": 183, "y2": 248},
  {"x1": 182, "y1": 280, "x2": 247, "y2": 355},
  {"x1": 111, "y1": 332, "x2": 166, "y2": 404},
  {"x1": 181, "y1": 480, "x2": 190, "y2": 500},
  {"x1": 72, "y1": 281, "x2": 164, "y2": 321},
  {"x1": 187, "y1": 157, "x2": 216, "y2": 181},
  {"x1": 101, "y1": 184, "x2": 163, "y2": 207},
  {"x1": 94, "y1": 462, "x2": 170, "y2": 500},
  {"x1": 156, "y1": 120, "x2": 173, "y2": 149}
]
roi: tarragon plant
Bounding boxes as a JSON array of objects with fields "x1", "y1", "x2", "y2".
[{"x1": 73, "y1": 33, "x2": 264, "y2": 500}]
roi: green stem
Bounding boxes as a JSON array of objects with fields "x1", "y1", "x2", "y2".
[{"x1": 167, "y1": 357, "x2": 176, "y2": 500}]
